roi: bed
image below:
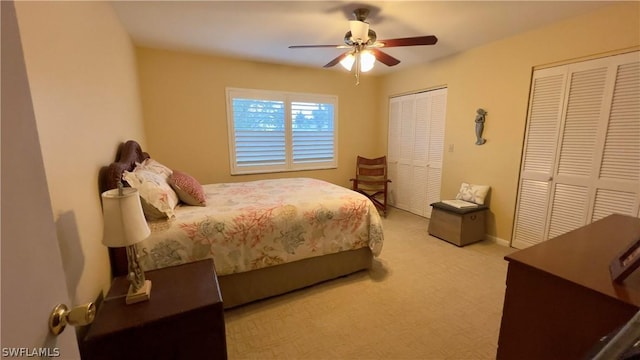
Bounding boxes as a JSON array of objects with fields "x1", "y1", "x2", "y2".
[{"x1": 99, "y1": 140, "x2": 384, "y2": 308}]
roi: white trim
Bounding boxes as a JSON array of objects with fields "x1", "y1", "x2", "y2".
[{"x1": 485, "y1": 234, "x2": 511, "y2": 247}]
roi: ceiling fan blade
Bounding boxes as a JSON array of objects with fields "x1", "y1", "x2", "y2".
[
  {"x1": 378, "y1": 35, "x2": 438, "y2": 47},
  {"x1": 323, "y1": 52, "x2": 349, "y2": 68},
  {"x1": 370, "y1": 49, "x2": 400, "y2": 67},
  {"x1": 289, "y1": 44, "x2": 342, "y2": 49}
]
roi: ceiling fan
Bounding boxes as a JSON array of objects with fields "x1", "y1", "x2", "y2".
[{"x1": 288, "y1": 8, "x2": 438, "y2": 84}]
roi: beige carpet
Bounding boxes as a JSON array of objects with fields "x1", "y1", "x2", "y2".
[{"x1": 224, "y1": 208, "x2": 516, "y2": 360}]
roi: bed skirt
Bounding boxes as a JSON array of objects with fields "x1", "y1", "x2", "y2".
[{"x1": 218, "y1": 247, "x2": 373, "y2": 309}]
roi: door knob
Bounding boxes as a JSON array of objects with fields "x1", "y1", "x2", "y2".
[{"x1": 48, "y1": 302, "x2": 96, "y2": 335}]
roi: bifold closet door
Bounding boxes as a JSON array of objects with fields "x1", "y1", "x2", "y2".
[
  {"x1": 422, "y1": 90, "x2": 446, "y2": 218},
  {"x1": 387, "y1": 88, "x2": 446, "y2": 218},
  {"x1": 387, "y1": 94, "x2": 413, "y2": 212},
  {"x1": 512, "y1": 52, "x2": 640, "y2": 249},
  {"x1": 591, "y1": 59, "x2": 640, "y2": 222},
  {"x1": 511, "y1": 66, "x2": 567, "y2": 248}
]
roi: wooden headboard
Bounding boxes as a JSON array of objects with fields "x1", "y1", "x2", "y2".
[
  {"x1": 99, "y1": 140, "x2": 149, "y2": 194},
  {"x1": 99, "y1": 140, "x2": 150, "y2": 277}
]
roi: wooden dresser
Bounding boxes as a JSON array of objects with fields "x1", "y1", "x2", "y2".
[{"x1": 497, "y1": 214, "x2": 640, "y2": 360}]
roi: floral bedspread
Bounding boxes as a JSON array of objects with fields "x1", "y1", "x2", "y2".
[{"x1": 137, "y1": 178, "x2": 384, "y2": 276}]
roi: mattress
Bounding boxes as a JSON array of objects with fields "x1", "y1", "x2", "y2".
[{"x1": 136, "y1": 177, "x2": 384, "y2": 276}]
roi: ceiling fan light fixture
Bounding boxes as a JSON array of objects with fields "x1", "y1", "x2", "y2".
[
  {"x1": 288, "y1": 7, "x2": 437, "y2": 85},
  {"x1": 340, "y1": 53, "x2": 355, "y2": 71},
  {"x1": 348, "y1": 20, "x2": 369, "y2": 43},
  {"x1": 360, "y1": 50, "x2": 375, "y2": 72}
]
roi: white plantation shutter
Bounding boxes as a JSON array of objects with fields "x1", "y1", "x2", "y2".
[
  {"x1": 231, "y1": 98, "x2": 286, "y2": 169},
  {"x1": 291, "y1": 101, "x2": 335, "y2": 165},
  {"x1": 227, "y1": 88, "x2": 337, "y2": 174},
  {"x1": 387, "y1": 88, "x2": 447, "y2": 218},
  {"x1": 513, "y1": 51, "x2": 640, "y2": 249}
]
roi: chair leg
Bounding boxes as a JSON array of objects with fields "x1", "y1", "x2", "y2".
[{"x1": 369, "y1": 197, "x2": 387, "y2": 217}]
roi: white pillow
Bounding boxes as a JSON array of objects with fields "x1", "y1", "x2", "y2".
[
  {"x1": 136, "y1": 158, "x2": 173, "y2": 178},
  {"x1": 455, "y1": 182, "x2": 490, "y2": 205},
  {"x1": 123, "y1": 168, "x2": 179, "y2": 219}
]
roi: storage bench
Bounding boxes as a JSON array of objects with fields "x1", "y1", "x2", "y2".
[{"x1": 428, "y1": 202, "x2": 488, "y2": 246}]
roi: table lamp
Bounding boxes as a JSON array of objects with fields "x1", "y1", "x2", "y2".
[{"x1": 101, "y1": 185, "x2": 152, "y2": 304}]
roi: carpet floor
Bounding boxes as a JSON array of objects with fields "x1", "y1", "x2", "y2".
[{"x1": 224, "y1": 208, "x2": 515, "y2": 359}]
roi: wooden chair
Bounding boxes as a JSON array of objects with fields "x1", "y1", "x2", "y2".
[{"x1": 350, "y1": 156, "x2": 392, "y2": 217}]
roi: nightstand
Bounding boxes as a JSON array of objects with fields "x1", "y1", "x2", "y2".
[{"x1": 81, "y1": 259, "x2": 227, "y2": 360}]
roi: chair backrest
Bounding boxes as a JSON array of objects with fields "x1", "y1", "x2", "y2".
[{"x1": 355, "y1": 156, "x2": 387, "y2": 183}]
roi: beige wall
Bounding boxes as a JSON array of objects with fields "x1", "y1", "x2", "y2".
[
  {"x1": 10, "y1": 2, "x2": 639, "y2": 313},
  {"x1": 378, "y1": 2, "x2": 640, "y2": 242},
  {"x1": 136, "y1": 47, "x2": 380, "y2": 188},
  {"x1": 15, "y1": 2, "x2": 146, "y2": 305}
]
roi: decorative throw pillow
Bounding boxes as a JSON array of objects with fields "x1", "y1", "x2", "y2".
[
  {"x1": 168, "y1": 170, "x2": 207, "y2": 206},
  {"x1": 455, "y1": 182, "x2": 490, "y2": 205},
  {"x1": 123, "y1": 168, "x2": 179, "y2": 220},
  {"x1": 136, "y1": 158, "x2": 173, "y2": 178}
]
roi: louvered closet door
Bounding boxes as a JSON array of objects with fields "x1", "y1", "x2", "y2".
[
  {"x1": 395, "y1": 96, "x2": 416, "y2": 211},
  {"x1": 512, "y1": 66, "x2": 567, "y2": 249},
  {"x1": 387, "y1": 99, "x2": 401, "y2": 205},
  {"x1": 547, "y1": 60, "x2": 610, "y2": 239},
  {"x1": 410, "y1": 93, "x2": 430, "y2": 216},
  {"x1": 425, "y1": 89, "x2": 447, "y2": 218},
  {"x1": 513, "y1": 51, "x2": 640, "y2": 249},
  {"x1": 387, "y1": 88, "x2": 447, "y2": 217},
  {"x1": 591, "y1": 56, "x2": 640, "y2": 221}
]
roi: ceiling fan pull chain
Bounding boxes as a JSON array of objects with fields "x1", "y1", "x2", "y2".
[{"x1": 355, "y1": 48, "x2": 361, "y2": 85}]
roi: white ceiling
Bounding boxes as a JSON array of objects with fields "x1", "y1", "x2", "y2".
[{"x1": 111, "y1": 1, "x2": 613, "y2": 74}]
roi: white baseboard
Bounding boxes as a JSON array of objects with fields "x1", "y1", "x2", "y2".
[{"x1": 485, "y1": 234, "x2": 510, "y2": 247}]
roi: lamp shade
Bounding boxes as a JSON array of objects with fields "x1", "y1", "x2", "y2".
[
  {"x1": 101, "y1": 188, "x2": 150, "y2": 248},
  {"x1": 340, "y1": 53, "x2": 355, "y2": 71},
  {"x1": 348, "y1": 20, "x2": 370, "y2": 42},
  {"x1": 360, "y1": 50, "x2": 375, "y2": 72}
]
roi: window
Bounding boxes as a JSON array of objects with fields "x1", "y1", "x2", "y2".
[{"x1": 226, "y1": 88, "x2": 338, "y2": 174}]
